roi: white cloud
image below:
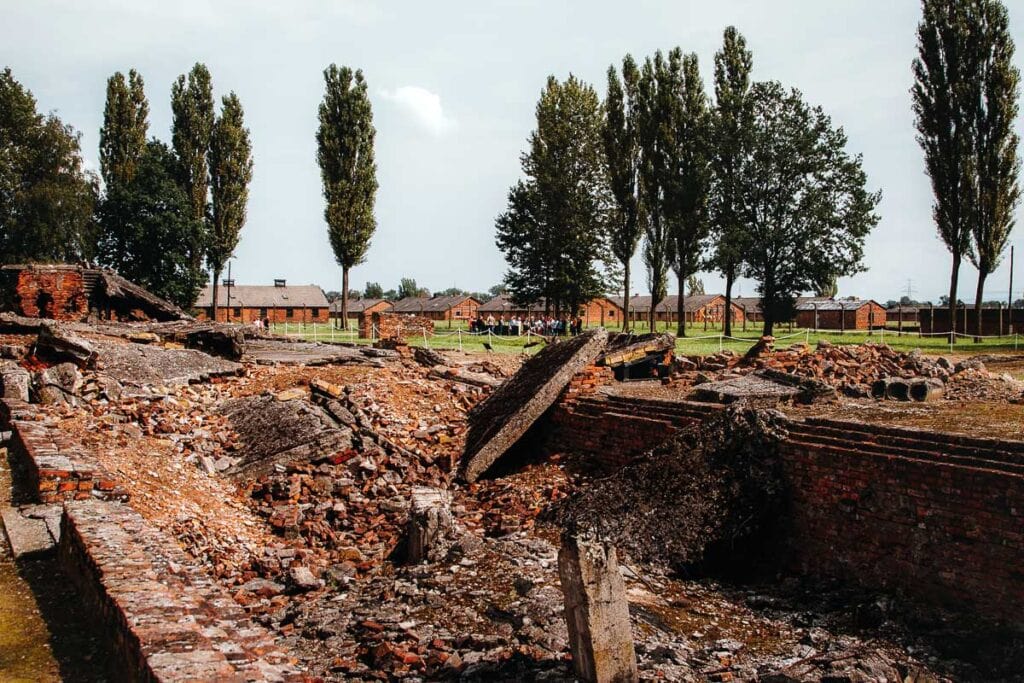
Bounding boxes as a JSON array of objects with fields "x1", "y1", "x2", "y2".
[{"x1": 379, "y1": 86, "x2": 455, "y2": 135}]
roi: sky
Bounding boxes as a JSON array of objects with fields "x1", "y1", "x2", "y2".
[{"x1": 3, "y1": 0, "x2": 1023, "y2": 304}]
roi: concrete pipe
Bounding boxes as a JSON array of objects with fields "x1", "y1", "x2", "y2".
[
  {"x1": 884, "y1": 379, "x2": 911, "y2": 401},
  {"x1": 909, "y1": 379, "x2": 944, "y2": 402},
  {"x1": 870, "y1": 379, "x2": 889, "y2": 399}
]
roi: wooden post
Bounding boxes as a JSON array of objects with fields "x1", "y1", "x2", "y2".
[
  {"x1": 558, "y1": 532, "x2": 638, "y2": 683},
  {"x1": 406, "y1": 487, "x2": 454, "y2": 563}
]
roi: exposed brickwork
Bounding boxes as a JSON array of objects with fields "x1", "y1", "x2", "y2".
[
  {"x1": 547, "y1": 393, "x2": 723, "y2": 470},
  {"x1": 779, "y1": 418, "x2": 1024, "y2": 622},
  {"x1": 59, "y1": 500, "x2": 302, "y2": 682},
  {"x1": 362, "y1": 312, "x2": 435, "y2": 340},
  {"x1": 545, "y1": 390, "x2": 1024, "y2": 622},
  {"x1": 1, "y1": 398, "x2": 128, "y2": 503},
  {"x1": 197, "y1": 306, "x2": 329, "y2": 324},
  {"x1": 562, "y1": 364, "x2": 615, "y2": 402},
  {"x1": 11, "y1": 268, "x2": 88, "y2": 320},
  {"x1": 795, "y1": 302, "x2": 887, "y2": 330}
]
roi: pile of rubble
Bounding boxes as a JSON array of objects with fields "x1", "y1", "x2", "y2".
[{"x1": 679, "y1": 339, "x2": 1024, "y2": 402}]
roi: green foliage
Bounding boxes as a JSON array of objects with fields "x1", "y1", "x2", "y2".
[
  {"x1": 99, "y1": 70, "x2": 148, "y2": 189},
  {"x1": 363, "y1": 281, "x2": 384, "y2": 299},
  {"x1": 317, "y1": 64, "x2": 377, "y2": 321},
  {"x1": 636, "y1": 52, "x2": 678, "y2": 324},
  {"x1": 0, "y1": 68, "x2": 98, "y2": 264},
  {"x1": 710, "y1": 27, "x2": 754, "y2": 335},
  {"x1": 96, "y1": 140, "x2": 207, "y2": 308},
  {"x1": 398, "y1": 277, "x2": 428, "y2": 299},
  {"x1": 487, "y1": 283, "x2": 507, "y2": 297},
  {"x1": 603, "y1": 55, "x2": 644, "y2": 325},
  {"x1": 739, "y1": 82, "x2": 880, "y2": 334},
  {"x1": 814, "y1": 274, "x2": 839, "y2": 299},
  {"x1": 687, "y1": 275, "x2": 705, "y2": 296},
  {"x1": 208, "y1": 92, "x2": 253, "y2": 313},
  {"x1": 495, "y1": 74, "x2": 611, "y2": 314},
  {"x1": 438, "y1": 287, "x2": 466, "y2": 297},
  {"x1": 666, "y1": 52, "x2": 713, "y2": 334},
  {"x1": 171, "y1": 63, "x2": 215, "y2": 224}
]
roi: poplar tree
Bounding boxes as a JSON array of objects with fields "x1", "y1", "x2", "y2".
[
  {"x1": 208, "y1": 93, "x2": 253, "y2": 321},
  {"x1": 495, "y1": 75, "x2": 610, "y2": 316},
  {"x1": 636, "y1": 51, "x2": 679, "y2": 331},
  {"x1": 667, "y1": 53, "x2": 712, "y2": 337},
  {"x1": 966, "y1": 0, "x2": 1020, "y2": 339},
  {"x1": 740, "y1": 82, "x2": 880, "y2": 335},
  {"x1": 603, "y1": 56, "x2": 643, "y2": 330},
  {"x1": 171, "y1": 63, "x2": 214, "y2": 275},
  {"x1": 99, "y1": 70, "x2": 148, "y2": 189},
  {"x1": 316, "y1": 65, "x2": 378, "y2": 326},
  {"x1": 912, "y1": 1, "x2": 981, "y2": 339},
  {"x1": 710, "y1": 27, "x2": 754, "y2": 337}
]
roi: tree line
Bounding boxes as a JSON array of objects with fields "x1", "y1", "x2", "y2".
[
  {"x1": 0, "y1": 64, "x2": 253, "y2": 309},
  {"x1": 0, "y1": 61, "x2": 379, "y2": 315},
  {"x1": 497, "y1": 1, "x2": 1021, "y2": 338},
  {"x1": 913, "y1": 0, "x2": 1020, "y2": 340},
  {"x1": 495, "y1": 27, "x2": 881, "y2": 336}
]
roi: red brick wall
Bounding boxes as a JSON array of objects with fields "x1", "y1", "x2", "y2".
[
  {"x1": 796, "y1": 303, "x2": 886, "y2": 330},
  {"x1": 196, "y1": 306, "x2": 329, "y2": 324},
  {"x1": 541, "y1": 388, "x2": 1024, "y2": 621},
  {"x1": 14, "y1": 269, "x2": 88, "y2": 320},
  {"x1": 444, "y1": 299, "x2": 479, "y2": 322},
  {"x1": 361, "y1": 312, "x2": 434, "y2": 339},
  {"x1": 778, "y1": 433, "x2": 1024, "y2": 621}
]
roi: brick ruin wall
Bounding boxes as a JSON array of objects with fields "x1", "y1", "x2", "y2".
[
  {"x1": 1, "y1": 397, "x2": 299, "y2": 681},
  {"x1": 542, "y1": 373, "x2": 1024, "y2": 622},
  {"x1": 778, "y1": 424, "x2": 1023, "y2": 622},
  {"x1": 10, "y1": 269, "x2": 89, "y2": 320},
  {"x1": 361, "y1": 312, "x2": 435, "y2": 340}
]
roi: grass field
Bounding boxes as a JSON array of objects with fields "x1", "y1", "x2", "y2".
[{"x1": 270, "y1": 320, "x2": 1024, "y2": 357}]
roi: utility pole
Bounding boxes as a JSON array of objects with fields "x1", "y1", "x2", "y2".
[{"x1": 1009, "y1": 244, "x2": 1014, "y2": 306}]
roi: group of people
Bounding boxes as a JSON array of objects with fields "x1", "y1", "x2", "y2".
[{"x1": 469, "y1": 314, "x2": 586, "y2": 336}]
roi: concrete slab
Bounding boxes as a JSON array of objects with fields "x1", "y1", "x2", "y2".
[{"x1": 1, "y1": 506, "x2": 57, "y2": 557}]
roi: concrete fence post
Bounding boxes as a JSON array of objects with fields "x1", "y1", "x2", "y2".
[{"x1": 558, "y1": 532, "x2": 638, "y2": 683}]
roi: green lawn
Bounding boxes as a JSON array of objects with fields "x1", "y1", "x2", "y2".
[{"x1": 270, "y1": 321, "x2": 1024, "y2": 357}]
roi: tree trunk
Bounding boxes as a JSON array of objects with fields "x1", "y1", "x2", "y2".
[
  {"x1": 723, "y1": 269, "x2": 734, "y2": 338},
  {"x1": 763, "y1": 317, "x2": 774, "y2": 336},
  {"x1": 676, "y1": 272, "x2": 686, "y2": 337},
  {"x1": 341, "y1": 267, "x2": 350, "y2": 332},
  {"x1": 211, "y1": 269, "x2": 221, "y2": 323},
  {"x1": 622, "y1": 262, "x2": 630, "y2": 332},
  {"x1": 948, "y1": 253, "x2": 961, "y2": 344},
  {"x1": 974, "y1": 270, "x2": 987, "y2": 343}
]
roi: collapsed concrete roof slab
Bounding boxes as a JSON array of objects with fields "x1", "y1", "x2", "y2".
[
  {"x1": 459, "y1": 327, "x2": 608, "y2": 482},
  {"x1": 600, "y1": 332, "x2": 675, "y2": 368},
  {"x1": 220, "y1": 393, "x2": 354, "y2": 480}
]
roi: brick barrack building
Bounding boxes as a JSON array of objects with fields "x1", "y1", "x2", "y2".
[
  {"x1": 195, "y1": 279, "x2": 330, "y2": 324},
  {"x1": 477, "y1": 294, "x2": 623, "y2": 326},
  {"x1": 391, "y1": 295, "x2": 481, "y2": 324}
]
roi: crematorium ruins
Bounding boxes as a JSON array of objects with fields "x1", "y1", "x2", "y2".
[{"x1": 0, "y1": 266, "x2": 1022, "y2": 682}]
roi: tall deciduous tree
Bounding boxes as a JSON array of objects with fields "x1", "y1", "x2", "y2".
[
  {"x1": 710, "y1": 27, "x2": 754, "y2": 337},
  {"x1": 316, "y1": 65, "x2": 377, "y2": 326},
  {"x1": 171, "y1": 63, "x2": 214, "y2": 279},
  {"x1": 496, "y1": 75, "x2": 610, "y2": 316},
  {"x1": 603, "y1": 55, "x2": 644, "y2": 330},
  {"x1": 99, "y1": 70, "x2": 148, "y2": 189},
  {"x1": 913, "y1": 1, "x2": 979, "y2": 338},
  {"x1": 0, "y1": 68, "x2": 98, "y2": 264},
  {"x1": 208, "y1": 93, "x2": 253, "y2": 322},
  {"x1": 666, "y1": 53, "x2": 712, "y2": 337},
  {"x1": 740, "y1": 82, "x2": 880, "y2": 335},
  {"x1": 636, "y1": 52, "x2": 679, "y2": 331},
  {"x1": 967, "y1": 0, "x2": 1020, "y2": 339},
  {"x1": 96, "y1": 140, "x2": 207, "y2": 308}
]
